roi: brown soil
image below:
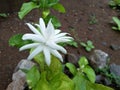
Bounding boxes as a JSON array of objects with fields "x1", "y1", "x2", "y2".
[{"x1": 0, "y1": 0, "x2": 120, "y2": 90}]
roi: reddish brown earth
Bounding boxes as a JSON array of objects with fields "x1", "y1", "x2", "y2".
[{"x1": 0, "y1": 0, "x2": 120, "y2": 90}]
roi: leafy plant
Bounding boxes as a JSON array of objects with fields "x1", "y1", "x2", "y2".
[
  {"x1": 59, "y1": 40, "x2": 78, "y2": 48},
  {"x1": 18, "y1": 0, "x2": 66, "y2": 28},
  {"x1": 96, "y1": 65, "x2": 120, "y2": 88},
  {"x1": 0, "y1": 13, "x2": 8, "y2": 18},
  {"x1": 66, "y1": 56, "x2": 113, "y2": 90},
  {"x1": 89, "y1": 14, "x2": 98, "y2": 25},
  {"x1": 109, "y1": 0, "x2": 120, "y2": 9},
  {"x1": 80, "y1": 40, "x2": 95, "y2": 52},
  {"x1": 26, "y1": 54, "x2": 74, "y2": 90},
  {"x1": 9, "y1": 34, "x2": 33, "y2": 48},
  {"x1": 112, "y1": 16, "x2": 120, "y2": 31}
]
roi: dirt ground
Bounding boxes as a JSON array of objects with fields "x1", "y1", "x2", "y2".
[{"x1": 0, "y1": 0, "x2": 120, "y2": 90}]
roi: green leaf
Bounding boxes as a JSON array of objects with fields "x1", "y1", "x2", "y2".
[
  {"x1": 40, "y1": 0, "x2": 49, "y2": 8},
  {"x1": 83, "y1": 65, "x2": 96, "y2": 83},
  {"x1": 67, "y1": 40, "x2": 78, "y2": 47},
  {"x1": 0, "y1": 13, "x2": 8, "y2": 18},
  {"x1": 66, "y1": 63, "x2": 77, "y2": 76},
  {"x1": 112, "y1": 26, "x2": 118, "y2": 30},
  {"x1": 78, "y1": 56, "x2": 88, "y2": 69},
  {"x1": 48, "y1": 0, "x2": 59, "y2": 7},
  {"x1": 112, "y1": 17, "x2": 120, "y2": 30},
  {"x1": 59, "y1": 40, "x2": 78, "y2": 48},
  {"x1": 87, "y1": 40, "x2": 93, "y2": 45},
  {"x1": 33, "y1": 71, "x2": 51, "y2": 90},
  {"x1": 26, "y1": 65, "x2": 40, "y2": 89},
  {"x1": 73, "y1": 73, "x2": 87, "y2": 90},
  {"x1": 44, "y1": 15, "x2": 61, "y2": 28},
  {"x1": 86, "y1": 47, "x2": 91, "y2": 52},
  {"x1": 73, "y1": 72, "x2": 114, "y2": 90},
  {"x1": 52, "y1": 3, "x2": 66, "y2": 13},
  {"x1": 42, "y1": 9, "x2": 50, "y2": 18},
  {"x1": 18, "y1": 2, "x2": 39, "y2": 19},
  {"x1": 80, "y1": 42, "x2": 87, "y2": 47},
  {"x1": 50, "y1": 72, "x2": 74, "y2": 90},
  {"x1": 9, "y1": 34, "x2": 33, "y2": 48},
  {"x1": 46, "y1": 55, "x2": 63, "y2": 80}
]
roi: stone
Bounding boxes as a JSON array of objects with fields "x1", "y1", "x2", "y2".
[
  {"x1": 14, "y1": 59, "x2": 35, "y2": 72},
  {"x1": 88, "y1": 27, "x2": 94, "y2": 31},
  {"x1": 89, "y1": 49, "x2": 109, "y2": 69},
  {"x1": 6, "y1": 70, "x2": 26, "y2": 90},
  {"x1": 110, "y1": 63, "x2": 120, "y2": 76},
  {"x1": 12, "y1": 70, "x2": 26, "y2": 81},
  {"x1": 110, "y1": 44, "x2": 120, "y2": 50},
  {"x1": 7, "y1": 59, "x2": 35, "y2": 90},
  {"x1": 64, "y1": 53, "x2": 78, "y2": 65}
]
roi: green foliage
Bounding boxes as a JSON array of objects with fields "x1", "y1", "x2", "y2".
[
  {"x1": 97, "y1": 66, "x2": 120, "y2": 87},
  {"x1": 27, "y1": 54, "x2": 74, "y2": 90},
  {"x1": 66, "y1": 56, "x2": 96, "y2": 83},
  {"x1": 112, "y1": 16, "x2": 120, "y2": 31},
  {"x1": 44, "y1": 15, "x2": 61, "y2": 28},
  {"x1": 78, "y1": 56, "x2": 88, "y2": 68},
  {"x1": 80, "y1": 40, "x2": 95, "y2": 52},
  {"x1": 66, "y1": 63, "x2": 77, "y2": 76},
  {"x1": 66, "y1": 56, "x2": 113, "y2": 90},
  {"x1": 9, "y1": 34, "x2": 33, "y2": 48},
  {"x1": 59, "y1": 40, "x2": 78, "y2": 48},
  {"x1": 18, "y1": 0, "x2": 65, "y2": 28},
  {"x1": 26, "y1": 66, "x2": 40, "y2": 89},
  {"x1": 109, "y1": 0, "x2": 120, "y2": 9},
  {"x1": 89, "y1": 14, "x2": 98, "y2": 25},
  {"x1": 0, "y1": 13, "x2": 8, "y2": 18},
  {"x1": 73, "y1": 73, "x2": 113, "y2": 90},
  {"x1": 18, "y1": 2, "x2": 39, "y2": 19},
  {"x1": 52, "y1": 3, "x2": 66, "y2": 13}
]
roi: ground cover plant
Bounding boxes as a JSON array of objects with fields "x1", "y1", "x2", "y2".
[
  {"x1": 9, "y1": 18, "x2": 114, "y2": 90},
  {"x1": 0, "y1": 0, "x2": 120, "y2": 90}
]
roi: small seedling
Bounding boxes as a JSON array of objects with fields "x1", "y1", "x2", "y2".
[
  {"x1": 0, "y1": 13, "x2": 8, "y2": 18},
  {"x1": 112, "y1": 17, "x2": 120, "y2": 31},
  {"x1": 80, "y1": 40, "x2": 95, "y2": 52},
  {"x1": 89, "y1": 14, "x2": 98, "y2": 25},
  {"x1": 109, "y1": 0, "x2": 120, "y2": 9}
]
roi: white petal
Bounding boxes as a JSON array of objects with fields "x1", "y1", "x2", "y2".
[
  {"x1": 27, "y1": 45, "x2": 43, "y2": 60},
  {"x1": 39, "y1": 18, "x2": 47, "y2": 37},
  {"x1": 47, "y1": 42, "x2": 67, "y2": 54},
  {"x1": 43, "y1": 48, "x2": 51, "y2": 66},
  {"x1": 54, "y1": 37, "x2": 73, "y2": 43},
  {"x1": 50, "y1": 50, "x2": 63, "y2": 62},
  {"x1": 46, "y1": 19, "x2": 55, "y2": 36},
  {"x1": 22, "y1": 34, "x2": 45, "y2": 43},
  {"x1": 55, "y1": 39, "x2": 72, "y2": 43},
  {"x1": 55, "y1": 33, "x2": 68, "y2": 39},
  {"x1": 26, "y1": 23, "x2": 41, "y2": 35},
  {"x1": 19, "y1": 43, "x2": 40, "y2": 51},
  {"x1": 55, "y1": 29, "x2": 61, "y2": 34}
]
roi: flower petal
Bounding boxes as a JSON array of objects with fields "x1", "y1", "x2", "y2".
[
  {"x1": 46, "y1": 19, "x2": 55, "y2": 36},
  {"x1": 39, "y1": 18, "x2": 47, "y2": 37},
  {"x1": 54, "y1": 36, "x2": 73, "y2": 43},
  {"x1": 47, "y1": 42, "x2": 67, "y2": 54},
  {"x1": 27, "y1": 45, "x2": 43, "y2": 60},
  {"x1": 26, "y1": 23, "x2": 41, "y2": 35},
  {"x1": 55, "y1": 29, "x2": 61, "y2": 34},
  {"x1": 19, "y1": 43, "x2": 40, "y2": 51},
  {"x1": 22, "y1": 34, "x2": 45, "y2": 43},
  {"x1": 43, "y1": 47, "x2": 51, "y2": 66},
  {"x1": 55, "y1": 33, "x2": 68, "y2": 39},
  {"x1": 50, "y1": 50, "x2": 63, "y2": 62}
]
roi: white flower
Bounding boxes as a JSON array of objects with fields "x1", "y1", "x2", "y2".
[{"x1": 19, "y1": 18, "x2": 73, "y2": 66}]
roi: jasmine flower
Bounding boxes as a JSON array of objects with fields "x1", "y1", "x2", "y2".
[{"x1": 19, "y1": 18, "x2": 73, "y2": 66}]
